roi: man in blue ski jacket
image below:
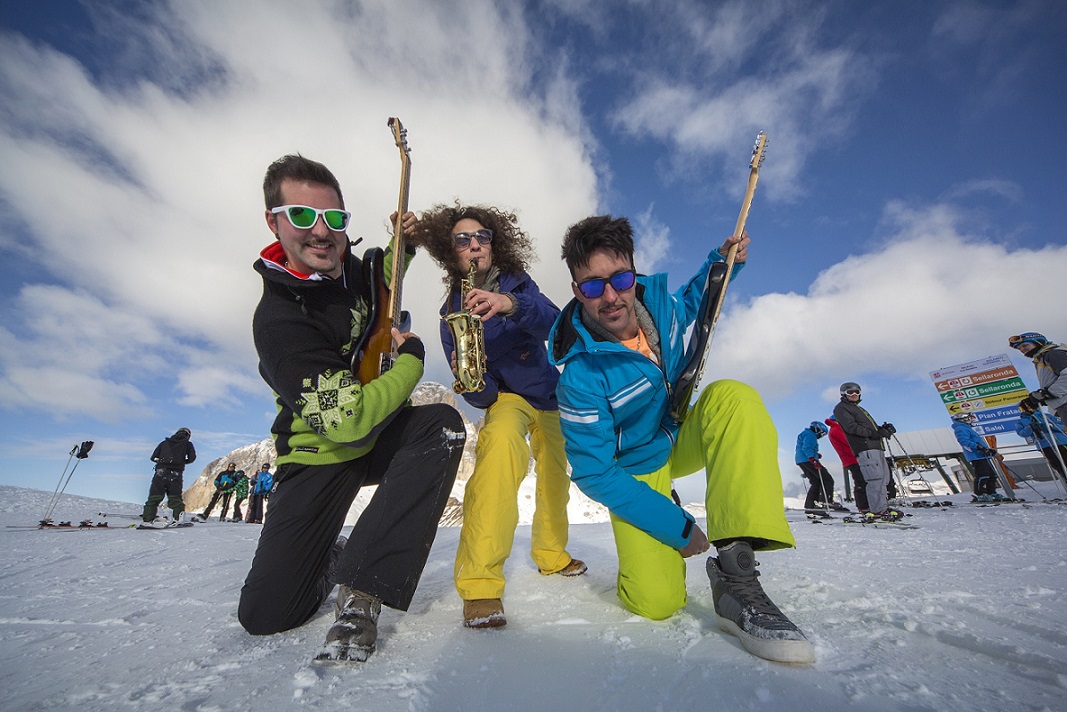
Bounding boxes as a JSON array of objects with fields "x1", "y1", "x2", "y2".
[
  {"x1": 549, "y1": 214, "x2": 813, "y2": 665},
  {"x1": 950, "y1": 413, "x2": 1003, "y2": 501}
]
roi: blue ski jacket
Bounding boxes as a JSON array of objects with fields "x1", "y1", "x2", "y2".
[
  {"x1": 252, "y1": 471, "x2": 274, "y2": 495},
  {"x1": 1014, "y1": 412, "x2": 1067, "y2": 448},
  {"x1": 951, "y1": 421, "x2": 991, "y2": 462},
  {"x1": 548, "y1": 247, "x2": 737, "y2": 549},
  {"x1": 795, "y1": 428, "x2": 822, "y2": 464}
]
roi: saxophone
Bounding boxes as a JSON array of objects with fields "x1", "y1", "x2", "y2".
[{"x1": 442, "y1": 259, "x2": 487, "y2": 393}]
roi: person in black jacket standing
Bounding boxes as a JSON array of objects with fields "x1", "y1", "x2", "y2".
[
  {"x1": 141, "y1": 427, "x2": 196, "y2": 524},
  {"x1": 831, "y1": 383, "x2": 901, "y2": 522}
]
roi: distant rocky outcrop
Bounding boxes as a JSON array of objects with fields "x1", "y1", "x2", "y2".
[{"x1": 183, "y1": 381, "x2": 607, "y2": 525}]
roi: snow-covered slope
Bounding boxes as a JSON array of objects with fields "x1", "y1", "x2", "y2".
[{"x1": 2, "y1": 484, "x2": 1066, "y2": 711}]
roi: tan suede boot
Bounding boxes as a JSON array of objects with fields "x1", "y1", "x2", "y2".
[
  {"x1": 540, "y1": 558, "x2": 588, "y2": 576},
  {"x1": 463, "y1": 598, "x2": 506, "y2": 629}
]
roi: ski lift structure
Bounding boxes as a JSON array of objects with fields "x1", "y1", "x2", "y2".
[{"x1": 888, "y1": 427, "x2": 1060, "y2": 497}]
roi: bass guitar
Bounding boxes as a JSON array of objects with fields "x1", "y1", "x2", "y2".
[
  {"x1": 357, "y1": 117, "x2": 412, "y2": 384},
  {"x1": 668, "y1": 130, "x2": 767, "y2": 423}
]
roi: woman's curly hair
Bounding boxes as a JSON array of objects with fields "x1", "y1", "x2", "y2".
[{"x1": 410, "y1": 202, "x2": 535, "y2": 289}]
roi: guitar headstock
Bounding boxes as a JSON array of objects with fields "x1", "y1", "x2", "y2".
[
  {"x1": 388, "y1": 117, "x2": 411, "y2": 162},
  {"x1": 750, "y1": 130, "x2": 768, "y2": 171}
]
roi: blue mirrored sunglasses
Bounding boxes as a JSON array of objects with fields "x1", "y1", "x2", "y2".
[{"x1": 575, "y1": 269, "x2": 637, "y2": 299}]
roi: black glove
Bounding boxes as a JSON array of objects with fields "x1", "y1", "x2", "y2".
[
  {"x1": 881, "y1": 422, "x2": 896, "y2": 435},
  {"x1": 1029, "y1": 388, "x2": 1051, "y2": 404},
  {"x1": 396, "y1": 335, "x2": 425, "y2": 363},
  {"x1": 877, "y1": 427, "x2": 893, "y2": 439},
  {"x1": 1022, "y1": 395, "x2": 1042, "y2": 411}
]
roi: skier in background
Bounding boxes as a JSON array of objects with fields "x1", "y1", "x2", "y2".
[
  {"x1": 230, "y1": 468, "x2": 250, "y2": 522},
  {"x1": 832, "y1": 382, "x2": 902, "y2": 522},
  {"x1": 950, "y1": 413, "x2": 1004, "y2": 502},
  {"x1": 200, "y1": 462, "x2": 239, "y2": 521},
  {"x1": 795, "y1": 421, "x2": 846, "y2": 513},
  {"x1": 246, "y1": 463, "x2": 273, "y2": 524},
  {"x1": 141, "y1": 427, "x2": 196, "y2": 526},
  {"x1": 1010, "y1": 332, "x2": 1067, "y2": 424},
  {"x1": 825, "y1": 415, "x2": 865, "y2": 511}
]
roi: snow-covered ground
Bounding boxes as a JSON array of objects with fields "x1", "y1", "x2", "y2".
[{"x1": 2, "y1": 482, "x2": 1066, "y2": 711}]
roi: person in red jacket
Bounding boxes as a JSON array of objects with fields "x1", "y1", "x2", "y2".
[{"x1": 825, "y1": 416, "x2": 866, "y2": 512}]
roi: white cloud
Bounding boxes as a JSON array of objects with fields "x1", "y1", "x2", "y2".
[
  {"x1": 0, "y1": 0, "x2": 600, "y2": 421},
  {"x1": 632, "y1": 205, "x2": 673, "y2": 274},
  {"x1": 705, "y1": 200, "x2": 1067, "y2": 395},
  {"x1": 606, "y1": 2, "x2": 874, "y2": 201}
]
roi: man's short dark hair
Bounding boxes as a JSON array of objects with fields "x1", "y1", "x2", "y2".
[
  {"x1": 262, "y1": 154, "x2": 344, "y2": 209},
  {"x1": 561, "y1": 215, "x2": 635, "y2": 277}
]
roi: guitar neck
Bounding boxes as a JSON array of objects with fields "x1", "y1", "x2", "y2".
[
  {"x1": 388, "y1": 161, "x2": 410, "y2": 329},
  {"x1": 709, "y1": 134, "x2": 765, "y2": 328},
  {"x1": 708, "y1": 163, "x2": 759, "y2": 326},
  {"x1": 386, "y1": 117, "x2": 412, "y2": 333}
]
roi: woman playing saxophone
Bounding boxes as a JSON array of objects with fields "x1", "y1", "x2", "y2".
[{"x1": 410, "y1": 204, "x2": 586, "y2": 631}]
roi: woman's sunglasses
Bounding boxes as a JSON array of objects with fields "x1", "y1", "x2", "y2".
[{"x1": 452, "y1": 229, "x2": 493, "y2": 249}]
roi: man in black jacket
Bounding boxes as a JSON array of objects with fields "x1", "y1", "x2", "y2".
[
  {"x1": 238, "y1": 154, "x2": 465, "y2": 663},
  {"x1": 142, "y1": 427, "x2": 196, "y2": 524},
  {"x1": 831, "y1": 383, "x2": 901, "y2": 521}
]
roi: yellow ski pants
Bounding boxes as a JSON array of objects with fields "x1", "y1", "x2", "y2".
[
  {"x1": 611, "y1": 380, "x2": 795, "y2": 620},
  {"x1": 454, "y1": 393, "x2": 574, "y2": 600}
]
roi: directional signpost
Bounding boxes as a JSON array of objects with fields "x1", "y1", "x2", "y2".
[
  {"x1": 930, "y1": 354, "x2": 1029, "y2": 495},
  {"x1": 930, "y1": 354, "x2": 1029, "y2": 435}
]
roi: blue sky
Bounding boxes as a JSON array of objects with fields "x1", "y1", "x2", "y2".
[{"x1": 2, "y1": 0, "x2": 1065, "y2": 505}]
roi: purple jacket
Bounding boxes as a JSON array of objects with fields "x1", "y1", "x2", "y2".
[{"x1": 439, "y1": 270, "x2": 560, "y2": 411}]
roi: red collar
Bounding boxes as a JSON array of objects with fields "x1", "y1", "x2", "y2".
[{"x1": 259, "y1": 242, "x2": 314, "y2": 280}]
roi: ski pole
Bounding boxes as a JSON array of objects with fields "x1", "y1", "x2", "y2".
[
  {"x1": 997, "y1": 459, "x2": 1050, "y2": 501},
  {"x1": 42, "y1": 441, "x2": 94, "y2": 522},
  {"x1": 817, "y1": 462, "x2": 833, "y2": 509},
  {"x1": 1024, "y1": 420, "x2": 1067, "y2": 490},
  {"x1": 43, "y1": 458, "x2": 83, "y2": 522},
  {"x1": 42, "y1": 445, "x2": 78, "y2": 522},
  {"x1": 883, "y1": 436, "x2": 911, "y2": 505},
  {"x1": 1033, "y1": 408, "x2": 1067, "y2": 494}
]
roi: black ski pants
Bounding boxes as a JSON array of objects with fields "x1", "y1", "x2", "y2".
[
  {"x1": 845, "y1": 464, "x2": 868, "y2": 511},
  {"x1": 238, "y1": 404, "x2": 464, "y2": 636},
  {"x1": 1039, "y1": 445, "x2": 1067, "y2": 478},
  {"x1": 142, "y1": 468, "x2": 184, "y2": 521},
  {"x1": 799, "y1": 460, "x2": 835, "y2": 509},
  {"x1": 972, "y1": 458, "x2": 999, "y2": 496},
  {"x1": 202, "y1": 488, "x2": 232, "y2": 520},
  {"x1": 246, "y1": 494, "x2": 266, "y2": 523}
]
